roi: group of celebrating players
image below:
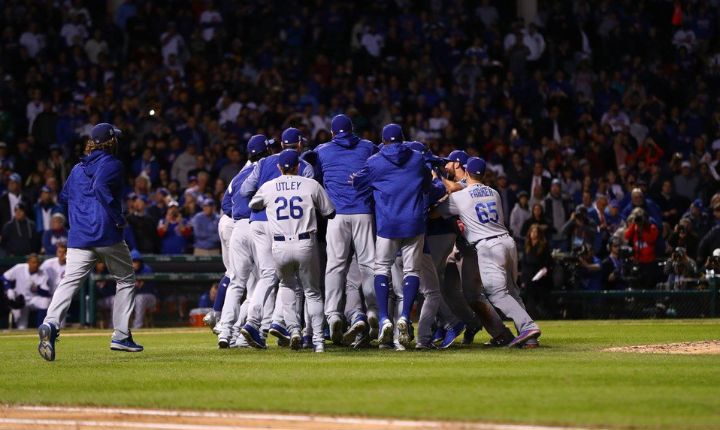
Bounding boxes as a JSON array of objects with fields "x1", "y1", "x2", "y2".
[
  {"x1": 204, "y1": 114, "x2": 541, "y2": 352},
  {"x1": 36, "y1": 115, "x2": 541, "y2": 362}
]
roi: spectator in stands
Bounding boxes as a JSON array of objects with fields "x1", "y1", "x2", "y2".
[
  {"x1": 674, "y1": 161, "x2": 699, "y2": 202},
  {"x1": 157, "y1": 200, "x2": 192, "y2": 254},
  {"x1": 127, "y1": 196, "x2": 159, "y2": 254},
  {"x1": 1, "y1": 203, "x2": 39, "y2": 256},
  {"x1": 198, "y1": 283, "x2": 218, "y2": 308},
  {"x1": 0, "y1": 173, "x2": 30, "y2": 229},
  {"x1": 509, "y1": 190, "x2": 531, "y2": 244},
  {"x1": 521, "y1": 224, "x2": 552, "y2": 317},
  {"x1": 681, "y1": 199, "x2": 711, "y2": 239},
  {"x1": 667, "y1": 218, "x2": 699, "y2": 260},
  {"x1": 544, "y1": 179, "x2": 573, "y2": 249},
  {"x1": 624, "y1": 208, "x2": 660, "y2": 289},
  {"x1": 576, "y1": 244, "x2": 602, "y2": 291},
  {"x1": 621, "y1": 188, "x2": 662, "y2": 226},
  {"x1": 521, "y1": 203, "x2": 552, "y2": 240},
  {"x1": 2, "y1": 254, "x2": 50, "y2": 328},
  {"x1": 41, "y1": 213, "x2": 68, "y2": 255},
  {"x1": 130, "y1": 250, "x2": 157, "y2": 329},
  {"x1": 34, "y1": 186, "x2": 61, "y2": 233},
  {"x1": 190, "y1": 198, "x2": 220, "y2": 256},
  {"x1": 40, "y1": 242, "x2": 67, "y2": 296},
  {"x1": 662, "y1": 246, "x2": 698, "y2": 290}
]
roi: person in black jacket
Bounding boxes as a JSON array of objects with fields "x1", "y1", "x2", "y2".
[
  {"x1": 0, "y1": 173, "x2": 32, "y2": 229},
  {"x1": 0, "y1": 203, "x2": 39, "y2": 256},
  {"x1": 521, "y1": 223, "x2": 553, "y2": 318},
  {"x1": 127, "y1": 196, "x2": 159, "y2": 253}
]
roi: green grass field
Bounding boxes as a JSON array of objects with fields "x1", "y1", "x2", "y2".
[{"x1": 1, "y1": 320, "x2": 719, "y2": 429}]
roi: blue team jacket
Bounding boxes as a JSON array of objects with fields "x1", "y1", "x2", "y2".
[
  {"x1": 353, "y1": 143, "x2": 430, "y2": 239},
  {"x1": 230, "y1": 164, "x2": 254, "y2": 220},
  {"x1": 240, "y1": 153, "x2": 314, "y2": 222},
  {"x1": 315, "y1": 135, "x2": 377, "y2": 214},
  {"x1": 60, "y1": 150, "x2": 126, "y2": 248}
]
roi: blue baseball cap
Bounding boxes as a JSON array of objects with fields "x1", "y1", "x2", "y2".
[
  {"x1": 466, "y1": 157, "x2": 486, "y2": 176},
  {"x1": 40, "y1": 185, "x2": 51, "y2": 193},
  {"x1": 90, "y1": 123, "x2": 121, "y2": 144},
  {"x1": 247, "y1": 134, "x2": 269, "y2": 156},
  {"x1": 8, "y1": 172, "x2": 21, "y2": 183},
  {"x1": 331, "y1": 114, "x2": 353, "y2": 136},
  {"x1": 447, "y1": 150, "x2": 469, "y2": 167},
  {"x1": 382, "y1": 123, "x2": 404, "y2": 143},
  {"x1": 281, "y1": 127, "x2": 305, "y2": 146},
  {"x1": 202, "y1": 198, "x2": 215, "y2": 207},
  {"x1": 407, "y1": 141, "x2": 426, "y2": 153},
  {"x1": 278, "y1": 149, "x2": 300, "y2": 169},
  {"x1": 130, "y1": 249, "x2": 143, "y2": 261}
]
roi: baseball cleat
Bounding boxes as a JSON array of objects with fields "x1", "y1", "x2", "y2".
[
  {"x1": 217, "y1": 335, "x2": 230, "y2": 349},
  {"x1": 393, "y1": 340, "x2": 406, "y2": 351},
  {"x1": 329, "y1": 318, "x2": 344, "y2": 345},
  {"x1": 432, "y1": 327, "x2": 446, "y2": 344},
  {"x1": 110, "y1": 334, "x2": 144, "y2": 352},
  {"x1": 351, "y1": 332, "x2": 372, "y2": 349},
  {"x1": 342, "y1": 318, "x2": 366, "y2": 345},
  {"x1": 268, "y1": 323, "x2": 291, "y2": 347},
  {"x1": 378, "y1": 319, "x2": 394, "y2": 344},
  {"x1": 396, "y1": 317, "x2": 411, "y2": 346},
  {"x1": 522, "y1": 338, "x2": 540, "y2": 349},
  {"x1": 508, "y1": 329, "x2": 541, "y2": 348},
  {"x1": 484, "y1": 330, "x2": 515, "y2": 347},
  {"x1": 289, "y1": 331, "x2": 302, "y2": 351},
  {"x1": 313, "y1": 342, "x2": 325, "y2": 353},
  {"x1": 234, "y1": 336, "x2": 250, "y2": 349},
  {"x1": 301, "y1": 335, "x2": 313, "y2": 349},
  {"x1": 368, "y1": 313, "x2": 379, "y2": 339},
  {"x1": 38, "y1": 323, "x2": 58, "y2": 362},
  {"x1": 415, "y1": 342, "x2": 437, "y2": 351},
  {"x1": 462, "y1": 325, "x2": 480, "y2": 345},
  {"x1": 240, "y1": 324, "x2": 267, "y2": 349},
  {"x1": 440, "y1": 322, "x2": 465, "y2": 349}
]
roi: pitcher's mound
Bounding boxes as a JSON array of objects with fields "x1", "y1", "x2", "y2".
[{"x1": 605, "y1": 340, "x2": 720, "y2": 355}]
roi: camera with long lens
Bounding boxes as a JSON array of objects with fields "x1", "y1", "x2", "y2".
[{"x1": 551, "y1": 246, "x2": 584, "y2": 290}]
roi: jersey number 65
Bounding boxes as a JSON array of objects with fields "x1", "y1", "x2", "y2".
[{"x1": 474, "y1": 201, "x2": 499, "y2": 224}]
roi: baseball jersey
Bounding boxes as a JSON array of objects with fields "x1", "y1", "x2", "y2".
[
  {"x1": 249, "y1": 175, "x2": 335, "y2": 238},
  {"x1": 39, "y1": 257, "x2": 66, "y2": 294},
  {"x1": 3, "y1": 263, "x2": 50, "y2": 297},
  {"x1": 437, "y1": 183, "x2": 508, "y2": 243}
]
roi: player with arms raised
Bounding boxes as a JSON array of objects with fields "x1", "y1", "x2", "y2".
[{"x1": 436, "y1": 157, "x2": 541, "y2": 347}]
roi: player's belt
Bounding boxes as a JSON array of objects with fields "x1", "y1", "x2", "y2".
[
  {"x1": 475, "y1": 233, "x2": 509, "y2": 243},
  {"x1": 273, "y1": 232, "x2": 311, "y2": 241}
]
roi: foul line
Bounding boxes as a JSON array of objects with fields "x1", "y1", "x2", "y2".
[{"x1": 3, "y1": 405, "x2": 596, "y2": 430}]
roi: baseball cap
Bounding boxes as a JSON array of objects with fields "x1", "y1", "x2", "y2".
[
  {"x1": 692, "y1": 198, "x2": 704, "y2": 208},
  {"x1": 281, "y1": 127, "x2": 305, "y2": 146},
  {"x1": 247, "y1": 134, "x2": 269, "y2": 155},
  {"x1": 331, "y1": 114, "x2": 353, "y2": 136},
  {"x1": 14, "y1": 202, "x2": 27, "y2": 212},
  {"x1": 517, "y1": 190, "x2": 529, "y2": 199},
  {"x1": 382, "y1": 123, "x2": 404, "y2": 143},
  {"x1": 202, "y1": 198, "x2": 215, "y2": 207},
  {"x1": 447, "y1": 150, "x2": 469, "y2": 167},
  {"x1": 714, "y1": 248, "x2": 720, "y2": 258},
  {"x1": 466, "y1": 157, "x2": 486, "y2": 176},
  {"x1": 130, "y1": 249, "x2": 143, "y2": 261},
  {"x1": 551, "y1": 178, "x2": 562, "y2": 186},
  {"x1": 0, "y1": 141, "x2": 6, "y2": 149},
  {"x1": 168, "y1": 200, "x2": 179, "y2": 207},
  {"x1": 278, "y1": 149, "x2": 300, "y2": 169},
  {"x1": 681, "y1": 161, "x2": 691, "y2": 169},
  {"x1": 407, "y1": 141, "x2": 426, "y2": 153},
  {"x1": 8, "y1": 173, "x2": 21, "y2": 183},
  {"x1": 90, "y1": 122, "x2": 122, "y2": 144},
  {"x1": 609, "y1": 199, "x2": 621, "y2": 208}
]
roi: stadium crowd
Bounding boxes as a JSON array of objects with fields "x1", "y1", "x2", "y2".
[{"x1": 2, "y1": 0, "x2": 720, "y2": 327}]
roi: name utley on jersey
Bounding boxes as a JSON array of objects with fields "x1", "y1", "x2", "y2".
[
  {"x1": 438, "y1": 183, "x2": 508, "y2": 244},
  {"x1": 249, "y1": 175, "x2": 335, "y2": 237}
]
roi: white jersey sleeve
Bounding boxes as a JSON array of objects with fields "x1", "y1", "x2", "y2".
[
  {"x1": 444, "y1": 183, "x2": 508, "y2": 243},
  {"x1": 255, "y1": 175, "x2": 328, "y2": 237}
]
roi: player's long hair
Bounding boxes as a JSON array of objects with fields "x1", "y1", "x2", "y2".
[
  {"x1": 84, "y1": 138, "x2": 116, "y2": 155},
  {"x1": 525, "y1": 223, "x2": 547, "y2": 255}
]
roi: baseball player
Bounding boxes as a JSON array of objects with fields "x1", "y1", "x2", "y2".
[
  {"x1": 249, "y1": 149, "x2": 336, "y2": 352},
  {"x1": 352, "y1": 123, "x2": 431, "y2": 347},
  {"x1": 314, "y1": 114, "x2": 378, "y2": 345},
  {"x1": 40, "y1": 241, "x2": 67, "y2": 299},
  {"x1": 38, "y1": 123, "x2": 142, "y2": 361},
  {"x1": 239, "y1": 128, "x2": 315, "y2": 349},
  {"x1": 3, "y1": 254, "x2": 51, "y2": 329},
  {"x1": 436, "y1": 157, "x2": 541, "y2": 347},
  {"x1": 216, "y1": 135, "x2": 267, "y2": 347}
]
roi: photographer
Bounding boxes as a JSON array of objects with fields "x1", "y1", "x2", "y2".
[
  {"x1": 703, "y1": 248, "x2": 720, "y2": 278},
  {"x1": 576, "y1": 243, "x2": 602, "y2": 290},
  {"x1": 662, "y1": 247, "x2": 698, "y2": 291},
  {"x1": 560, "y1": 206, "x2": 598, "y2": 254},
  {"x1": 624, "y1": 207, "x2": 660, "y2": 289},
  {"x1": 666, "y1": 218, "x2": 699, "y2": 260},
  {"x1": 601, "y1": 237, "x2": 627, "y2": 290}
]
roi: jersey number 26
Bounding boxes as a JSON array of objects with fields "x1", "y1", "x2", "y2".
[
  {"x1": 276, "y1": 196, "x2": 303, "y2": 220},
  {"x1": 474, "y1": 201, "x2": 498, "y2": 224}
]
